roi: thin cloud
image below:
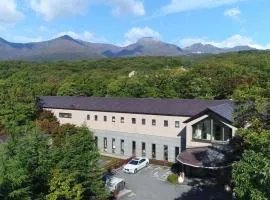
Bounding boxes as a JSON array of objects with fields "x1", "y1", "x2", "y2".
[
  {"x1": 224, "y1": 8, "x2": 241, "y2": 17},
  {"x1": 162, "y1": 0, "x2": 246, "y2": 14},
  {"x1": 224, "y1": 7, "x2": 245, "y2": 23},
  {"x1": 53, "y1": 31, "x2": 107, "y2": 43},
  {"x1": 27, "y1": 0, "x2": 145, "y2": 21},
  {"x1": 123, "y1": 26, "x2": 161, "y2": 46},
  {"x1": 0, "y1": 0, "x2": 24, "y2": 24}
]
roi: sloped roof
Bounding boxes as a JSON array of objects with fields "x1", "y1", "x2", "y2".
[
  {"x1": 208, "y1": 103, "x2": 234, "y2": 122},
  {"x1": 177, "y1": 145, "x2": 235, "y2": 169},
  {"x1": 183, "y1": 102, "x2": 234, "y2": 123},
  {"x1": 38, "y1": 96, "x2": 232, "y2": 117}
]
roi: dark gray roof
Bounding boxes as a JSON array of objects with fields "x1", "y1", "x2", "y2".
[
  {"x1": 208, "y1": 103, "x2": 234, "y2": 122},
  {"x1": 183, "y1": 102, "x2": 234, "y2": 123},
  {"x1": 38, "y1": 96, "x2": 233, "y2": 117},
  {"x1": 177, "y1": 145, "x2": 235, "y2": 169}
]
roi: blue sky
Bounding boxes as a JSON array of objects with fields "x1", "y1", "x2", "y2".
[{"x1": 0, "y1": 0, "x2": 270, "y2": 48}]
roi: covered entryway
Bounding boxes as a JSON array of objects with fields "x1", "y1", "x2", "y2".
[{"x1": 176, "y1": 144, "x2": 235, "y2": 179}]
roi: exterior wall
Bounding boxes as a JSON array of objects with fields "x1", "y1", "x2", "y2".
[
  {"x1": 46, "y1": 108, "x2": 189, "y2": 138},
  {"x1": 92, "y1": 129, "x2": 181, "y2": 162}
]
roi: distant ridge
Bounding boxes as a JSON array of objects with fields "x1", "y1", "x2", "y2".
[
  {"x1": 183, "y1": 43, "x2": 256, "y2": 54},
  {"x1": 0, "y1": 35, "x2": 258, "y2": 61}
]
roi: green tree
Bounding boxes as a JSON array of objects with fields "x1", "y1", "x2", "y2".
[
  {"x1": 232, "y1": 99, "x2": 270, "y2": 200},
  {"x1": 0, "y1": 127, "x2": 107, "y2": 199}
]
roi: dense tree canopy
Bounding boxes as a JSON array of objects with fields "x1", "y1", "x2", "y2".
[{"x1": 0, "y1": 124, "x2": 107, "y2": 199}]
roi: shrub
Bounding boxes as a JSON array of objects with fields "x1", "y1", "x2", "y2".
[{"x1": 167, "y1": 174, "x2": 178, "y2": 184}]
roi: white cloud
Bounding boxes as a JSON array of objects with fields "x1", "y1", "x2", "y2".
[
  {"x1": 27, "y1": 0, "x2": 145, "y2": 21},
  {"x1": 224, "y1": 8, "x2": 241, "y2": 17},
  {"x1": 54, "y1": 31, "x2": 107, "y2": 43},
  {"x1": 38, "y1": 25, "x2": 48, "y2": 32},
  {"x1": 28, "y1": 0, "x2": 90, "y2": 21},
  {"x1": 108, "y1": 0, "x2": 145, "y2": 16},
  {"x1": 179, "y1": 35, "x2": 270, "y2": 49},
  {"x1": 7, "y1": 35, "x2": 43, "y2": 43},
  {"x1": 162, "y1": 0, "x2": 246, "y2": 14},
  {"x1": 224, "y1": 7, "x2": 245, "y2": 22},
  {"x1": 123, "y1": 26, "x2": 161, "y2": 46},
  {"x1": 0, "y1": 0, "x2": 24, "y2": 24}
]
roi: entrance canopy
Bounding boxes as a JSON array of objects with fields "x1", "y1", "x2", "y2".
[{"x1": 176, "y1": 145, "x2": 235, "y2": 169}]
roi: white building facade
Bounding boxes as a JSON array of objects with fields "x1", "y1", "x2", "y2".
[{"x1": 39, "y1": 96, "x2": 237, "y2": 162}]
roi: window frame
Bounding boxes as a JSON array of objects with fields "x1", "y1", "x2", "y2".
[
  {"x1": 175, "y1": 121, "x2": 180, "y2": 128},
  {"x1": 121, "y1": 117, "x2": 124, "y2": 123},
  {"x1": 59, "y1": 113, "x2": 72, "y2": 119},
  {"x1": 164, "y1": 120, "x2": 168, "y2": 127},
  {"x1": 103, "y1": 137, "x2": 107, "y2": 152},
  {"x1": 142, "y1": 118, "x2": 146, "y2": 125}
]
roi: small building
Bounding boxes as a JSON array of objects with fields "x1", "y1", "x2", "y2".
[{"x1": 38, "y1": 96, "x2": 237, "y2": 163}]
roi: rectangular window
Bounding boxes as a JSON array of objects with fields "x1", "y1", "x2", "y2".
[
  {"x1": 192, "y1": 118, "x2": 211, "y2": 141},
  {"x1": 104, "y1": 137, "x2": 107, "y2": 152},
  {"x1": 87, "y1": 114, "x2": 90, "y2": 120},
  {"x1": 164, "y1": 120, "x2": 168, "y2": 127},
  {"x1": 175, "y1": 121, "x2": 180, "y2": 128},
  {"x1": 142, "y1": 118, "x2": 146, "y2": 125},
  {"x1": 104, "y1": 116, "x2": 107, "y2": 122},
  {"x1": 132, "y1": 141, "x2": 136, "y2": 156},
  {"x1": 164, "y1": 145, "x2": 168, "y2": 161},
  {"x1": 175, "y1": 147, "x2": 180, "y2": 162},
  {"x1": 152, "y1": 119, "x2": 156, "y2": 126},
  {"x1": 214, "y1": 124, "x2": 222, "y2": 141},
  {"x1": 59, "y1": 113, "x2": 72, "y2": 118},
  {"x1": 121, "y1": 140, "x2": 124, "y2": 155},
  {"x1": 132, "y1": 118, "x2": 136, "y2": 124},
  {"x1": 112, "y1": 116, "x2": 115, "y2": 122},
  {"x1": 112, "y1": 138, "x2": 116, "y2": 153},
  {"x1": 152, "y1": 144, "x2": 156, "y2": 159},
  {"x1": 224, "y1": 127, "x2": 233, "y2": 141},
  {"x1": 142, "y1": 142, "x2": 146, "y2": 157},
  {"x1": 94, "y1": 115, "x2": 98, "y2": 121},
  {"x1": 121, "y1": 117, "x2": 124, "y2": 123}
]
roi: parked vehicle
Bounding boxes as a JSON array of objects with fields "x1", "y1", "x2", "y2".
[
  {"x1": 106, "y1": 176, "x2": 126, "y2": 199},
  {"x1": 123, "y1": 157, "x2": 149, "y2": 173}
]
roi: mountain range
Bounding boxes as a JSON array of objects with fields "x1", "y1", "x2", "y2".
[{"x1": 0, "y1": 35, "x2": 257, "y2": 61}]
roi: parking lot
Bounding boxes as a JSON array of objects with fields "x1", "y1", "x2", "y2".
[{"x1": 113, "y1": 164, "x2": 192, "y2": 200}]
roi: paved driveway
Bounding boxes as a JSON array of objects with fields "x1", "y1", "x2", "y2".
[{"x1": 113, "y1": 165, "x2": 192, "y2": 200}]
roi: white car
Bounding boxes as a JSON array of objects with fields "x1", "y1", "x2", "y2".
[{"x1": 123, "y1": 157, "x2": 149, "y2": 173}]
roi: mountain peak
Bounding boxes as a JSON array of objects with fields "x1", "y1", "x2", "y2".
[
  {"x1": 57, "y1": 35, "x2": 75, "y2": 41},
  {"x1": 0, "y1": 37, "x2": 8, "y2": 43},
  {"x1": 137, "y1": 37, "x2": 160, "y2": 44}
]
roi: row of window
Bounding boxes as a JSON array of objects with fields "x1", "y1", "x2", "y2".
[
  {"x1": 87, "y1": 114, "x2": 180, "y2": 128},
  {"x1": 59, "y1": 112, "x2": 181, "y2": 128},
  {"x1": 100, "y1": 137, "x2": 180, "y2": 161}
]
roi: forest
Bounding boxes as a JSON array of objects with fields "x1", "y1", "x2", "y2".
[{"x1": 0, "y1": 51, "x2": 269, "y2": 199}]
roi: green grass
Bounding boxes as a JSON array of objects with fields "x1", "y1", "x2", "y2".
[
  {"x1": 101, "y1": 156, "x2": 123, "y2": 170},
  {"x1": 167, "y1": 174, "x2": 178, "y2": 184}
]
